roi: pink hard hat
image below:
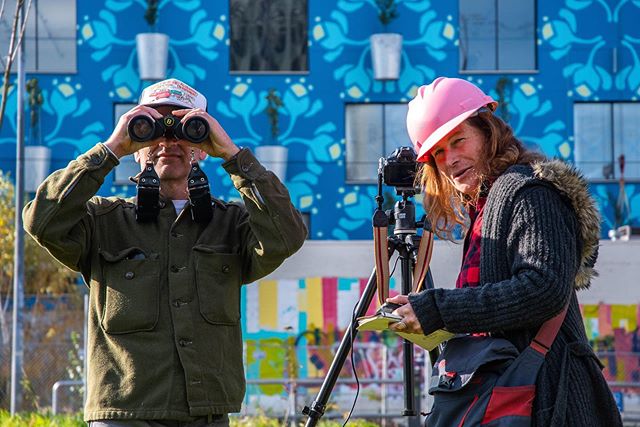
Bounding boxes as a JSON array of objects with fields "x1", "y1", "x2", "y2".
[{"x1": 406, "y1": 77, "x2": 497, "y2": 162}]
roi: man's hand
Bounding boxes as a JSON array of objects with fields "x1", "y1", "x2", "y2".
[
  {"x1": 172, "y1": 108, "x2": 240, "y2": 161},
  {"x1": 104, "y1": 105, "x2": 163, "y2": 159},
  {"x1": 386, "y1": 294, "x2": 423, "y2": 334}
]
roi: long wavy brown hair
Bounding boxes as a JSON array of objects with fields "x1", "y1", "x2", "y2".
[{"x1": 416, "y1": 109, "x2": 546, "y2": 240}]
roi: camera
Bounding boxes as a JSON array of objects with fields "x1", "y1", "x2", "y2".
[
  {"x1": 128, "y1": 114, "x2": 210, "y2": 144},
  {"x1": 381, "y1": 147, "x2": 419, "y2": 191}
]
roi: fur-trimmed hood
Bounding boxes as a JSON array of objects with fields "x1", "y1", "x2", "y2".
[{"x1": 531, "y1": 160, "x2": 600, "y2": 290}]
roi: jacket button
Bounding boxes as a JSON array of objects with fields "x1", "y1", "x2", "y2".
[
  {"x1": 170, "y1": 265, "x2": 181, "y2": 273},
  {"x1": 221, "y1": 265, "x2": 230, "y2": 273},
  {"x1": 241, "y1": 164, "x2": 250, "y2": 172},
  {"x1": 124, "y1": 271, "x2": 135, "y2": 280},
  {"x1": 179, "y1": 339, "x2": 193, "y2": 347},
  {"x1": 90, "y1": 154, "x2": 102, "y2": 165}
]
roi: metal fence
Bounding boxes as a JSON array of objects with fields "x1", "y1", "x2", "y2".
[
  {"x1": 3, "y1": 296, "x2": 640, "y2": 425},
  {"x1": 0, "y1": 294, "x2": 85, "y2": 413},
  {"x1": 241, "y1": 340, "x2": 431, "y2": 424}
]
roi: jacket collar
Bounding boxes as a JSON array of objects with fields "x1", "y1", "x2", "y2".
[{"x1": 531, "y1": 160, "x2": 600, "y2": 290}]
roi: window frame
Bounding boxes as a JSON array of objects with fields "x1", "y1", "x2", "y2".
[
  {"x1": 1, "y1": 0, "x2": 78, "y2": 74},
  {"x1": 573, "y1": 101, "x2": 640, "y2": 183},
  {"x1": 228, "y1": 0, "x2": 309, "y2": 74},
  {"x1": 458, "y1": 0, "x2": 538, "y2": 74},
  {"x1": 112, "y1": 103, "x2": 140, "y2": 185},
  {"x1": 344, "y1": 102, "x2": 409, "y2": 185}
]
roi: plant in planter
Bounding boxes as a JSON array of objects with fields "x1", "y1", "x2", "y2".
[
  {"x1": 265, "y1": 88, "x2": 284, "y2": 142},
  {"x1": 255, "y1": 88, "x2": 288, "y2": 182},
  {"x1": 26, "y1": 78, "x2": 43, "y2": 144},
  {"x1": 136, "y1": 0, "x2": 169, "y2": 81},
  {"x1": 24, "y1": 78, "x2": 50, "y2": 192},
  {"x1": 370, "y1": 0, "x2": 402, "y2": 80},
  {"x1": 494, "y1": 76, "x2": 512, "y2": 123}
]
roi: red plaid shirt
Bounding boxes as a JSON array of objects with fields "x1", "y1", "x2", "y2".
[{"x1": 456, "y1": 197, "x2": 487, "y2": 288}]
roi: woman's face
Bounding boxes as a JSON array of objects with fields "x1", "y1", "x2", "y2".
[{"x1": 430, "y1": 121, "x2": 485, "y2": 196}]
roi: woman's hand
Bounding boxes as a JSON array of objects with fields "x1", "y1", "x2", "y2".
[{"x1": 386, "y1": 294, "x2": 423, "y2": 334}]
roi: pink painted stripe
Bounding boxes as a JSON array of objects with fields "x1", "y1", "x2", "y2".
[
  {"x1": 600, "y1": 303, "x2": 612, "y2": 337},
  {"x1": 322, "y1": 277, "x2": 338, "y2": 329},
  {"x1": 360, "y1": 278, "x2": 378, "y2": 316}
]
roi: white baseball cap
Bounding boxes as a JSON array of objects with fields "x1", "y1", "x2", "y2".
[{"x1": 139, "y1": 78, "x2": 207, "y2": 110}]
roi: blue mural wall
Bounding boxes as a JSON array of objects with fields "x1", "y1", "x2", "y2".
[{"x1": 0, "y1": 0, "x2": 639, "y2": 239}]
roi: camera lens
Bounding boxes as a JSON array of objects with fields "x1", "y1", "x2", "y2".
[
  {"x1": 182, "y1": 117, "x2": 209, "y2": 143},
  {"x1": 128, "y1": 116, "x2": 156, "y2": 142}
]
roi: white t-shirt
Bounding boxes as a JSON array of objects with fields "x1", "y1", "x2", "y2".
[{"x1": 172, "y1": 199, "x2": 188, "y2": 215}]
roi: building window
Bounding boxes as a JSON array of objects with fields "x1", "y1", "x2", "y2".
[
  {"x1": 229, "y1": 0, "x2": 308, "y2": 73},
  {"x1": 112, "y1": 103, "x2": 140, "y2": 185},
  {"x1": 574, "y1": 102, "x2": 640, "y2": 181},
  {"x1": 345, "y1": 103, "x2": 409, "y2": 184},
  {"x1": 0, "y1": 0, "x2": 77, "y2": 73},
  {"x1": 459, "y1": 0, "x2": 535, "y2": 72}
]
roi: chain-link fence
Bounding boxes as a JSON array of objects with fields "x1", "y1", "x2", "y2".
[
  {"x1": 241, "y1": 340, "x2": 430, "y2": 423},
  {"x1": 0, "y1": 293, "x2": 85, "y2": 413},
  {"x1": 4, "y1": 296, "x2": 640, "y2": 425}
]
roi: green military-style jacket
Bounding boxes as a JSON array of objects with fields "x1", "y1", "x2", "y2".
[{"x1": 22, "y1": 143, "x2": 307, "y2": 421}]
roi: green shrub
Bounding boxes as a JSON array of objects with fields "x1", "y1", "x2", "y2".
[
  {"x1": 0, "y1": 411, "x2": 382, "y2": 426},
  {"x1": 0, "y1": 410, "x2": 84, "y2": 426}
]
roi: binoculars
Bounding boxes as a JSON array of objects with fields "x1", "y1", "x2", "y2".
[{"x1": 128, "y1": 114, "x2": 210, "y2": 144}]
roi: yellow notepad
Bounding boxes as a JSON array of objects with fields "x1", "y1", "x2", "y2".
[{"x1": 357, "y1": 312, "x2": 455, "y2": 351}]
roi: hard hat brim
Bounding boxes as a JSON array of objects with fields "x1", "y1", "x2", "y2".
[{"x1": 416, "y1": 101, "x2": 497, "y2": 162}]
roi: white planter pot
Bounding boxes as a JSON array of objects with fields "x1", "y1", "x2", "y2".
[
  {"x1": 255, "y1": 145, "x2": 288, "y2": 182},
  {"x1": 136, "y1": 33, "x2": 169, "y2": 80},
  {"x1": 25, "y1": 146, "x2": 51, "y2": 192},
  {"x1": 370, "y1": 33, "x2": 403, "y2": 80}
]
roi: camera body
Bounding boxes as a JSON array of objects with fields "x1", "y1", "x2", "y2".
[
  {"x1": 381, "y1": 147, "x2": 419, "y2": 192},
  {"x1": 128, "y1": 114, "x2": 210, "y2": 144}
]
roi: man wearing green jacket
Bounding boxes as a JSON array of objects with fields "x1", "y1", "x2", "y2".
[{"x1": 23, "y1": 79, "x2": 307, "y2": 426}]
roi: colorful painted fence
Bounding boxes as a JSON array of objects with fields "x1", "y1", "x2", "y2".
[
  {"x1": 242, "y1": 278, "x2": 640, "y2": 391},
  {"x1": 582, "y1": 304, "x2": 640, "y2": 384}
]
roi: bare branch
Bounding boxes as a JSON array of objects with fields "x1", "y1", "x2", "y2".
[
  {"x1": 9, "y1": 0, "x2": 33, "y2": 63},
  {"x1": 0, "y1": 0, "x2": 7, "y2": 23},
  {"x1": 0, "y1": 0, "x2": 33, "y2": 130}
]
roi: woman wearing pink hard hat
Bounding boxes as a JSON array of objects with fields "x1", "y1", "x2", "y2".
[{"x1": 387, "y1": 77, "x2": 621, "y2": 426}]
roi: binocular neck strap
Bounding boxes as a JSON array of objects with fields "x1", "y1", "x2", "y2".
[
  {"x1": 135, "y1": 160, "x2": 161, "y2": 222},
  {"x1": 187, "y1": 156, "x2": 213, "y2": 224}
]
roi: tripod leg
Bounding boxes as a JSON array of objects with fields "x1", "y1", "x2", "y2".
[
  {"x1": 302, "y1": 267, "x2": 379, "y2": 427},
  {"x1": 399, "y1": 245, "x2": 419, "y2": 423}
]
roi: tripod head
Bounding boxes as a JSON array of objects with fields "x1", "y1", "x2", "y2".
[{"x1": 387, "y1": 191, "x2": 426, "y2": 237}]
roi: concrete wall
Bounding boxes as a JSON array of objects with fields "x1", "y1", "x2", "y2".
[{"x1": 265, "y1": 239, "x2": 640, "y2": 305}]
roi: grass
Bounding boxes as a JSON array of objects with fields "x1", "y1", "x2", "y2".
[{"x1": 0, "y1": 410, "x2": 84, "y2": 426}]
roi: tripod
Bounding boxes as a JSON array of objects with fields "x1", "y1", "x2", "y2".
[{"x1": 302, "y1": 192, "x2": 438, "y2": 426}]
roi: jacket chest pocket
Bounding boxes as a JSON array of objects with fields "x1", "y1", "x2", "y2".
[
  {"x1": 99, "y1": 247, "x2": 160, "y2": 334},
  {"x1": 193, "y1": 246, "x2": 242, "y2": 325}
]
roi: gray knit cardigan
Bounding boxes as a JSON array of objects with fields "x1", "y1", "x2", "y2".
[{"x1": 409, "y1": 161, "x2": 622, "y2": 426}]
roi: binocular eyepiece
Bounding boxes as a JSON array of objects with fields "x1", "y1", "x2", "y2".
[{"x1": 128, "y1": 114, "x2": 210, "y2": 144}]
